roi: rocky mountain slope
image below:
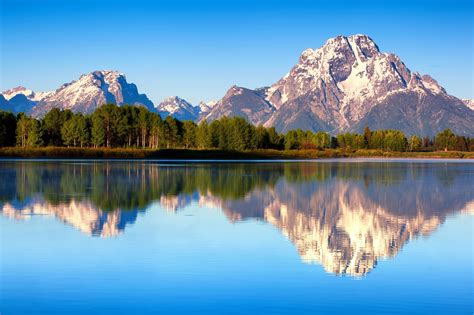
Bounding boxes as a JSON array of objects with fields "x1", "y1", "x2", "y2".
[
  {"x1": 202, "y1": 34, "x2": 474, "y2": 136},
  {"x1": 155, "y1": 96, "x2": 214, "y2": 121},
  {"x1": 463, "y1": 99, "x2": 474, "y2": 110},
  {"x1": 1, "y1": 36, "x2": 473, "y2": 136},
  {"x1": 201, "y1": 86, "x2": 275, "y2": 125},
  {"x1": 1, "y1": 71, "x2": 155, "y2": 117}
]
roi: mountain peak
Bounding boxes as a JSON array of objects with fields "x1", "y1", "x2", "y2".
[
  {"x1": 2, "y1": 86, "x2": 34, "y2": 100},
  {"x1": 156, "y1": 96, "x2": 199, "y2": 121}
]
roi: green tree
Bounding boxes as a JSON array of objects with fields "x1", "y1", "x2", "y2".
[
  {"x1": 383, "y1": 130, "x2": 407, "y2": 151},
  {"x1": 138, "y1": 107, "x2": 150, "y2": 148},
  {"x1": 254, "y1": 125, "x2": 270, "y2": 149},
  {"x1": 408, "y1": 135, "x2": 422, "y2": 151},
  {"x1": 26, "y1": 118, "x2": 44, "y2": 147},
  {"x1": 196, "y1": 120, "x2": 212, "y2": 149},
  {"x1": 16, "y1": 114, "x2": 32, "y2": 147},
  {"x1": 61, "y1": 113, "x2": 90, "y2": 147},
  {"x1": 42, "y1": 108, "x2": 72, "y2": 146},
  {"x1": 285, "y1": 130, "x2": 300, "y2": 150},
  {"x1": 363, "y1": 126, "x2": 372, "y2": 148},
  {"x1": 182, "y1": 121, "x2": 197, "y2": 148},
  {"x1": 0, "y1": 111, "x2": 17, "y2": 147},
  {"x1": 91, "y1": 110, "x2": 105, "y2": 147},
  {"x1": 435, "y1": 129, "x2": 456, "y2": 151}
]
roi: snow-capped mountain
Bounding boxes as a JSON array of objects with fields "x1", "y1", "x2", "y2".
[
  {"x1": 203, "y1": 34, "x2": 474, "y2": 136},
  {"x1": 201, "y1": 85, "x2": 275, "y2": 125},
  {"x1": 0, "y1": 71, "x2": 155, "y2": 117},
  {"x1": 155, "y1": 97, "x2": 219, "y2": 121},
  {"x1": 32, "y1": 70, "x2": 155, "y2": 117},
  {"x1": 462, "y1": 99, "x2": 474, "y2": 110},
  {"x1": 1, "y1": 86, "x2": 51, "y2": 102},
  {"x1": 0, "y1": 86, "x2": 52, "y2": 113},
  {"x1": 197, "y1": 100, "x2": 217, "y2": 115},
  {"x1": 1, "y1": 38, "x2": 473, "y2": 136},
  {"x1": 156, "y1": 96, "x2": 200, "y2": 121}
]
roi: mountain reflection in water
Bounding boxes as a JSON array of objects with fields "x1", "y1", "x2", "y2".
[{"x1": 1, "y1": 161, "x2": 472, "y2": 277}]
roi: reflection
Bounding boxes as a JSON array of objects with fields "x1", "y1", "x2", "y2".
[
  {"x1": 1, "y1": 161, "x2": 473, "y2": 276},
  {"x1": 2, "y1": 197, "x2": 139, "y2": 237}
]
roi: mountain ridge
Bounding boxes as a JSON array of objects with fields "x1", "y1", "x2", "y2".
[{"x1": 1, "y1": 35, "x2": 473, "y2": 136}]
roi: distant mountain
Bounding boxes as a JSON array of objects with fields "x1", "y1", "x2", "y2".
[
  {"x1": 204, "y1": 34, "x2": 474, "y2": 137},
  {"x1": 0, "y1": 71, "x2": 155, "y2": 117},
  {"x1": 156, "y1": 96, "x2": 200, "y2": 121},
  {"x1": 197, "y1": 100, "x2": 216, "y2": 115},
  {"x1": 200, "y1": 85, "x2": 275, "y2": 125}
]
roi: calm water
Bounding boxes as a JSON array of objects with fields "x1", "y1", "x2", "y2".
[{"x1": 0, "y1": 159, "x2": 473, "y2": 314}]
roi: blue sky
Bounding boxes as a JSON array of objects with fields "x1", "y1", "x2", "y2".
[{"x1": 1, "y1": 0, "x2": 473, "y2": 104}]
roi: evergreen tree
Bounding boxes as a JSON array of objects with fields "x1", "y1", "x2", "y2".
[
  {"x1": 0, "y1": 111, "x2": 17, "y2": 147},
  {"x1": 42, "y1": 108, "x2": 72, "y2": 146},
  {"x1": 196, "y1": 120, "x2": 212, "y2": 149},
  {"x1": 62, "y1": 113, "x2": 89, "y2": 147},
  {"x1": 182, "y1": 121, "x2": 197, "y2": 148}
]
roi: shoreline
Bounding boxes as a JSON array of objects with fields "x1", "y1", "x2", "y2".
[{"x1": 0, "y1": 147, "x2": 473, "y2": 160}]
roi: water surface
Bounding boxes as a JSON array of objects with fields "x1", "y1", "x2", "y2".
[{"x1": 1, "y1": 160, "x2": 473, "y2": 314}]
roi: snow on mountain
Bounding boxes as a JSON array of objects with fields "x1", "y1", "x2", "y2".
[
  {"x1": 462, "y1": 99, "x2": 474, "y2": 110},
  {"x1": 1, "y1": 37, "x2": 473, "y2": 136},
  {"x1": 0, "y1": 86, "x2": 53, "y2": 113},
  {"x1": 2, "y1": 86, "x2": 53, "y2": 101},
  {"x1": 197, "y1": 100, "x2": 217, "y2": 115},
  {"x1": 27, "y1": 70, "x2": 155, "y2": 117},
  {"x1": 156, "y1": 96, "x2": 200, "y2": 121},
  {"x1": 204, "y1": 34, "x2": 474, "y2": 136},
  {"x1": 200, "y1": 85, "x2": 276, "y2": 125}
]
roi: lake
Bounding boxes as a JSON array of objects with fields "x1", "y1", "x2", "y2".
[{"x1": 0, "y1": 159, "x2": 473, "y2": 314}]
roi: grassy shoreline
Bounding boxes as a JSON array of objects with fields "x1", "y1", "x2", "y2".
[{"x1": 0, "y1": 147, "x2": 473, "y2": 160}]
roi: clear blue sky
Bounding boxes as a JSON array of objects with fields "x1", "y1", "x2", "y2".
[{"x1": 1, "y1": 0, "x2": 473, "y2": 104}]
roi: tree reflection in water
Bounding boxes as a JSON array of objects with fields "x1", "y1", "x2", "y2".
[{"x1": 1, "y1": 161, "x2": 472, "y2": 276}]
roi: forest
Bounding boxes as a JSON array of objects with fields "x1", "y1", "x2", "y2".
[{"x1": 0, "y1": 104, "x2": 473, "y2": 152}]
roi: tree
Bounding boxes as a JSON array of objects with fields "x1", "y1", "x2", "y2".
[
  {"x1": 182, "y1": 121, "x2": 197, "y2": 148},
  {"x1": 254, "y1": 125, "x2": 270, "y2": 149},
  {"x1": 16, "y1": 114, "x2": 30, "y2": 147},
  {"x1": 267, "y1": 127, "x2": 283, "y2": 149},
  {"x1": 285, "y1": 130, "x2": 299, "y2": 150},
  {"x1": 435, "y1": 129, "x2": 456, "y2": 151},
  {"x1": 196, "y1": 120, "x2": 212, "y2": 149},
  {"x1": 16, "y1": 114, "x2": 43, "y2": 147},
  {"x1": 91, "y1": 110, "x2": 105, "y2": 148},
  {"x1": 26, "y1": 118, "x2": 44, "y2": 147},
  {"x1": 149, "y1": 113, "x2": 162, "y2": 149},
  {"x1": 229, "y1": 117, "x2": 255, "y2": 150},
  {"x1": 363, "y1": 126, "x2": 372, "y2": 148},
  {"x1": 138, "y1": 107, "x2": 149, "y2": 148},
  {"x1": 408, "y1": 135, "x2": 422, "y2": 152},
  {"x1": 383, "y1": 130, "x2": 406, "y2": 151},
  {"x1": 0, "y1": 111, "x2": 17, "y2": 147},
  {"x1": 312, "y1": 131, "x2": 331, "y2": 149},
  {"x1": 42, "y1": 108, "x2": 72, "y2": 146},
  {"x1": 62, "y1": 113, "x2": 89, "y2": 147}
]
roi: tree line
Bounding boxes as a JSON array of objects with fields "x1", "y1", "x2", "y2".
[{"x1": 0, "y1": 104, "x2": 473, "y2": 152}]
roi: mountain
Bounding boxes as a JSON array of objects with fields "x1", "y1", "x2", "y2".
[
  {"x1": 156, "y1": 96, "x2": 200, "y2": 121},
  {"x1": 31, "y1": 70, "x2": 155, "y2": 117},
  {"x1": 200, "y1": 85, "x2": 275, "y2": 125},
  {"x1": 2, "y1": 38, "x2": 473, "y2": 136},
  {"x1": 197, "y1": 100, "x2": 216, "y2": 115},
  {"x1": 0, "y1": 71, "x2": 155, "y2": 117},
  {"x1": 0, "y1": 86, "x2": 50, "y2": 113},
  {"x1": 463, "y1": 99, "x2": 474, "y2": 110},
  {"x1": 204, "y1": 34, "x2": 474, "y2": 137}
]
